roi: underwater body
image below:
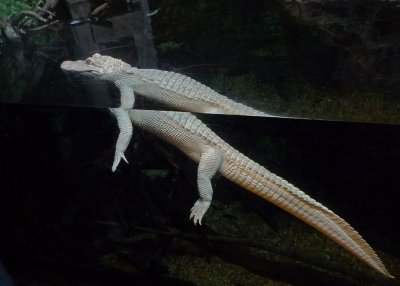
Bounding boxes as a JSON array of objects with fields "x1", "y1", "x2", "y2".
[
  {"x1": 1, "y1": 106, "x2": 399, "y2": 285},
  {"x1": 1, "y1": 0, "x2": 400, "y2": 285}
]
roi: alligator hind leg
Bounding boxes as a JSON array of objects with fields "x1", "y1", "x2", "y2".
[{"x1": 190, "y1": 148, "x2": 223, "y2": 225}]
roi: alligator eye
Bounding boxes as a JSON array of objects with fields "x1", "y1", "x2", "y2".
[{"x1": 85, "y1": 59, "x2": 92, "y2": 64}]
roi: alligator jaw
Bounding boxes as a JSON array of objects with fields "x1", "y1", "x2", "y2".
[{"x1": 61, "y1": 60, "x2": 101, "y2": 76}]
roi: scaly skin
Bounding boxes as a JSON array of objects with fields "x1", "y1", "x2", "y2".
[
  {"x1": 61, "y1": 57, "x2": 393, "y2": 277},
  {"x1": 127, "y1": 109, "x2": 393, "y2": 278},
  {"x1": 61, "y1": 57, "x2": 393, "y2": 278},
  {"x1": 61, "y1": 54, "x2": 271, "y2": 171},
  {"x1": 61, "y1": 53, "x2": 269, "y2": 116},
  {"x1": 109, "y1": 108, "x2": 131, "y2": 171}
]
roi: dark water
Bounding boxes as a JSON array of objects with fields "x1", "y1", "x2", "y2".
[{"x1": 0, "y1": 105, "x2": 399, "y2": 285}]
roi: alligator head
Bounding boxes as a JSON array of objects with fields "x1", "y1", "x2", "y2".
[{"x1": 61, "y1": 53, "x2": 131, "y2": 78}]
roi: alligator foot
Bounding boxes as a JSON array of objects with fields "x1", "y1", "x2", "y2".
[
  {"x1": 112, "y1": 152, "x2": 129, "y2": 172},
  {"x1": 190, "y1": 199, "x2": 211, "y2": 225}
]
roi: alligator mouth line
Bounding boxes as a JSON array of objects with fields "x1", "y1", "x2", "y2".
[{"x1": 61, "y1": 60, "x2": 101, "y2": 76}]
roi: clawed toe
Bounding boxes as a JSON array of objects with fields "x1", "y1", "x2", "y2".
[
  {"x1": 189, "y1": 199, "x2": 211, "y2": 225},
  {"x1": 112, "y1": 152, "x2": 129, "y2": 172}
]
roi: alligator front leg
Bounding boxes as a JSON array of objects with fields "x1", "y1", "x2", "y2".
[
  {"x1": 109, "y1": 85, "x2": 135, "y2": 171},
  {"x1": 190, "y1": 148, "x2": 223, "y2": 225},
  {"x1": 109, "y1": 108, "x2": 133, "y2": 172},
  {"x1": 117, "y1": 85, "x2": 135, "y2": 109}
]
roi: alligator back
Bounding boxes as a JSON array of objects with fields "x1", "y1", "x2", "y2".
[{"x1": 136, "y1": 69, "x2": 269, "y2": 116}]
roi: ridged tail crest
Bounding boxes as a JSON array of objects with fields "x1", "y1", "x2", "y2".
[
  {"x1": 222, "y1": 153, "x2": 393, "y2": 278},
  {"x1": 156, "y1": 111, "x2": 392, "y2": 278}
]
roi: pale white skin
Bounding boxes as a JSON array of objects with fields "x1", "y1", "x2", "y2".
[
  {"x1": 61, "y1": 55, "x2": 393, "y2": 278},
  {"x1": 109, "y1": 108, "x2": 132, "y2": 172},
  {"x1": 61, "y1": 53, "x2": 273, "y2": 173},
  {"x1": 127, "y1": 110, "x2": 392, "y2": 278}
]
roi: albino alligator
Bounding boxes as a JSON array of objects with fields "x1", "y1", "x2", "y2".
[
  {"x1": 61, "y1": 55, "x2": 393, "y2": 278},
  {"x1": 125, "y1": 109, "x2": 392, "y2": 278},
  {"x1": 61, "y1": 53, "x2": 271, "y2": 171},
  {"x1": 61, "y1": 53, "x2": 269, "y2": 116}
]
